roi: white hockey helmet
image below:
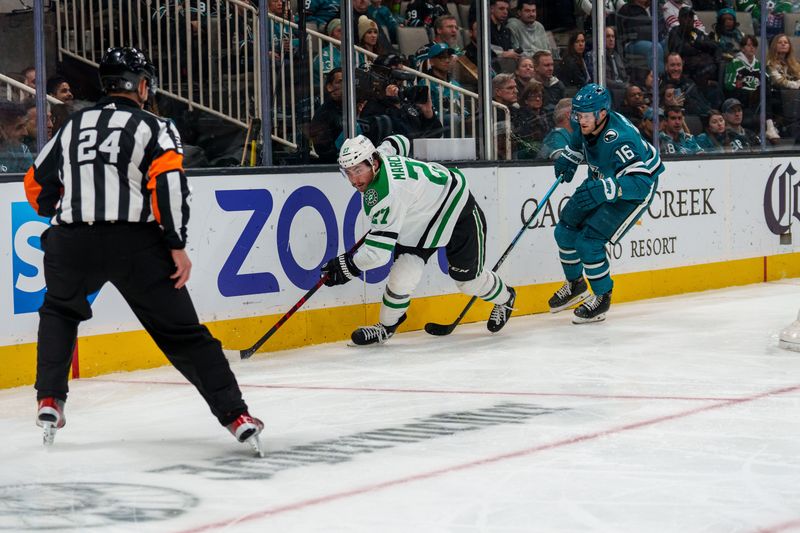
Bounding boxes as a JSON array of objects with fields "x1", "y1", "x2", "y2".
[{"x1": 338, "y1": 135, "x2": 376, "y2": 170}]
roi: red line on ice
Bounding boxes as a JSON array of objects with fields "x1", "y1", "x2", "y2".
[
  {"x1": 174, "y1": 384, "x2": 800, "y2": 533},
  {"x1": 91, "y1": 377, "x2": 744, "y2": 402}
]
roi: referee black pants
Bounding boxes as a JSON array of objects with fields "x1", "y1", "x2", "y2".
[{"x1": 35, "y1": 222, "x2": 247, "y2": 426}]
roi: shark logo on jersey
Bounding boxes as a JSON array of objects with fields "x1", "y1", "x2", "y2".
[
  {"x1": 364, "y1": 188, "x2": 379, "y2": 207},
  {"x1": 603, "y1": 130, "x2": 618, "y2": 143}
]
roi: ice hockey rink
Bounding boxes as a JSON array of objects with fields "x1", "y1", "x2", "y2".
[{"x1": 1, "y1": 280, "x2": 799, "y2": 533}]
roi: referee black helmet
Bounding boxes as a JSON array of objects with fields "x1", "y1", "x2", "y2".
[{"x1": 99, "y1": 46, "x2": 157, "y2": 96}]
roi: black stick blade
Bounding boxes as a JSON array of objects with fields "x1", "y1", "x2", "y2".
[{"x1": 424, "y1": 322, "x2": 457, "y2": 336}]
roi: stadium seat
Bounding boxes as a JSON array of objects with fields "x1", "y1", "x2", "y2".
[
  {"x1": 737, "y1": 11, "x2": 754, "y2": 36},
  {"x1": 684, "y1": 114, "x2": 703, "y2": 136},
  {"x1": 458, "y1": 4, "x2": 470, "y2": 28},
  {"x1": 695, "y1": 11, "x2": 716, "y2": 34},
  {"x1": 397, "y1": 26, "x2": 431, "y2": 57}
]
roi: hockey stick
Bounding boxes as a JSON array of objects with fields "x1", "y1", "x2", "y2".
[
  {"x1": 230, "y1": 235, "x2": 367, "y2": 360},
  {"x1": 424, "y1": 176, "x2": 562, "y2": 336}
]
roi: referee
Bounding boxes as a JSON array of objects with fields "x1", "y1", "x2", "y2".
[{"x1": 24, "y1": 47, "x2": 265, "y2": 455}]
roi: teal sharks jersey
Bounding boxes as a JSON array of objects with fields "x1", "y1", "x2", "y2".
[{"x1": 567, "y1": 111, "x2": 664, "y2": 202}]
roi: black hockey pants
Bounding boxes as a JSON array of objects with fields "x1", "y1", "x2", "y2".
[{"x1": 35, "y1": 222, "x2": 247, "y2": 426}]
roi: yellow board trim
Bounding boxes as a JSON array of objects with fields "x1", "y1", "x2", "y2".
[{"x1": 2, "y1": 252, "x2": 799, "y2": 390}]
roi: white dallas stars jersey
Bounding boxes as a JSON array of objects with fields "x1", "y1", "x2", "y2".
[{"x1": 351, "y1": 136, "x2": 469, "y2": 272}]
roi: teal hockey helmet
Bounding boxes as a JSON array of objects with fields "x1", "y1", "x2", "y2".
[{"x1": 572, "y1": 83, "x2": 611, "y2": 121}]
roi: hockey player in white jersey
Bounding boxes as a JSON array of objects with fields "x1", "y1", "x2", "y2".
[{"x1": 321, "y1": 134, "x2": 516, "y2": 345}]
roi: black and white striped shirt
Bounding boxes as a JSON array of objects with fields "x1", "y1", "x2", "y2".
[{"x1": 24, "y1": 96, "x2": 190, "y2": 249}]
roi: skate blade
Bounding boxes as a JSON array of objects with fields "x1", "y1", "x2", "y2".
[
  {"x1": 779, "y1": 340, "x2": 800, "y2": 352},
  {"x1": 42, "y1": 422, "x2": 57, "y2": 447},
  {"x1": 549, "y1": 291, "x2": 590, "y2": 314},
  {"x1": 246, "y1": 434, "x2": 265, "y2": 458},
  {"x1": 346, "y1": 342, "x2": 385, "y2": 348},
  {"x1": 572, "y1": 313, "x2": 606, "y2": 324}
]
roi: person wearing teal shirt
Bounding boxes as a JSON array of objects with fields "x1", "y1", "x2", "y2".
[{"x1": 549, "y1": 83, "x2": 663, "y2": 323}]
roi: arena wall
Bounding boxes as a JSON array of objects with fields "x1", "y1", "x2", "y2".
[{"x1": 2, "y1": 156, "x2": 798, "y2": 388}]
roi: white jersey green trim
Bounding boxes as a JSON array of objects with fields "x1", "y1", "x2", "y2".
[{"x1": 351, "y1": 144, "x2": 471, "y2": 273}]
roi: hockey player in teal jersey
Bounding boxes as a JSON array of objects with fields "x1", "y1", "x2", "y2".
[
  {"x1": 321, "y1": 134, "x2": 516, "y2": 345},
  {"x1": 549, "y1": 83, "x2": 663, "y2": 323}
]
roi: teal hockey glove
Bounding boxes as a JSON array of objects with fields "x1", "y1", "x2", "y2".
[
  {"x1": 574, "y1": 176, "x2": 619, "y2": 210},
  {"x1": 554, "y1": 146, "x2": 583, "y2": 183}
]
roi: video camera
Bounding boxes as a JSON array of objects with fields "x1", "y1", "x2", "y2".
[{"x1": 355, "y1": 54, "x2": 429, "y2": 106}]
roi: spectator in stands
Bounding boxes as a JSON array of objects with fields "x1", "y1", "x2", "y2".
[
  {"x1": 557, "y1": 32, "x2": 591, "y2": 89},
  {"x1": 538, "y1": 97, "x2": 573, "y2": 160},
  {"x1": 660, "y1": 82, "x2": 685, "y2": 110},
  {"x1": 621, "y1": 83, "x2": 648, "y2": 126},
  {"x1": 46, "y1": 76, "x2": 73, "y2": 104},
  {"x1": 405, "y1": 0, "x2": 447, "y2": 29},
  {"x1": 0, "y1": 100, "x2": 34, "y2": 173},
  {"x1": 309, "y1": 68, "x2": 344, "y2": 163},
  {"x1": 22, "y1": 66, "x2": 36, "y2": 90},
  {"x1": 515, "y1": 57, "x2": 535, "y2": 94},
  {"x1": 414, "y1": 14, "x2": 460, "y2": 69},
  {"x1": 353, "y1": 0, "x2": 393, "y2": 52},
  {"x1": 617, "y1": 0, "x2": 665, "y2": 75},
  {"x1": 533, "y1": 50, "x2": 566, "y2": 113},
  {"x1": 767, "y1": 33, "x2": 800, "y2": 90},
  {"x1": 369, "y1": 0, "x2": 400, "y2": 42},
  {"x1": 721, "y1": 97, "x2": 762, "y2": 149},
  {"x1": 419, "y1": 43, "x2": 465, "y2": 124},
  {"x1": 432, "y1": 14, "x2": 460, "y2": 48},
  {"x1": 313, "y1": 19, "x2": 342, "y2": 86},
  {"x1": 361, "y1": 54, "x2": 444, "y2": 139},
  {"x1": 724, "y1": 34, "x2": 760, "y2": 118},
  {"x1": 713, "y1": 7, "x2": 744, "y2": 59},
  {"x1": 602, "y1": 26, "x2": 630, "y2": 89},
  {"x1": 489, "y1": 0, "x2": 521, "y2": 63},
  {"x1": 660, "y1": 52, "x2": 712, "y2": 115},
  {"x1": 667, "y1": 6, "x2": 720, "y2": 96},
  {"x1": 358, "y1": 16, "x2": 390, "y2": 57},
  {"x1": 492, "y1": 73, "x2": 521, "y2": 158},
  {"x1": 514, "y1": 80, "x2": 550, "y2": 158},
  {"x1": 466, "y1": 20, "x2": 500, "y2": 75},
  {"x1": 21, "y1": 99, "x2": 53, "y2": 154},
  {"x1": 662, "y1": 0, "x2": 706, "y2": 32},
  {"x1": 659, "y1": 105, "x2": 704, "y2": 154},
  {"x1": 507, "y1": 0, "x2": 550, "y2": 58},
  {"x1": 694, "y1": 109, "x2": 732, "y2": 152},
  {"x1": 638, "y1": 106, "x2": 660, "y2": 143},
  {"x1": 306, "y1": 0, "x2": 340, "y2": 28}
]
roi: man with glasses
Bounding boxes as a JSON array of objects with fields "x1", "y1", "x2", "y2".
[{"x1": 548, "y1": 83, "x2": 663, "y2": 323}]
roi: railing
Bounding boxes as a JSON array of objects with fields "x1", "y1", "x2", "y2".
[
  {"x1": 55, "y1": 1, "x2": 510, "y2": 160},
  {"x1": 56, "y1": 0, "x2": 260, "y2": 129},
  {"x1": 0, "y1": 73, "x2": 61, "y2": 105},
  {"x1": 290, "y1": 16, "x2": 511, "y2": 159}
]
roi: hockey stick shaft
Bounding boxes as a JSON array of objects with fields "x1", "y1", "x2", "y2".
[
  {"x1": 425, "y1": 176, "x2": 562, "y2": 335},
  {"x1": 239, "y1": 234, "x2": 367, "y2": 359}
]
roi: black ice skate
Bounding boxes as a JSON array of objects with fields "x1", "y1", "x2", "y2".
[
  {"x1": 36, "y1": 397, "x2": 65, "y2": 447},
  {"x1": 350, "y1": 313, "x2": 407, "y2": 346},
  {"x1": 548, "y1": 278, "x2": 590, "y2": 313},
  {"x1": 572, "y1": 291, "x2": 612, "y2": 324},
  {"x1": 227, "y1": 412, "x2": 265, "y2": 457},
  {"x1": 487, "y1": 286, "x2": 516, "y2": 333}
]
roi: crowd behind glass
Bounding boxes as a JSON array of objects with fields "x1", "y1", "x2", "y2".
[{"x1": 2, "y1": 0, "x2": 799, "y2": 170}]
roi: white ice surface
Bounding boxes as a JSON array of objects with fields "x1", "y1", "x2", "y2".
[{"x1": 1, "y1": 280, "x2": 800, "y2": 533}]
